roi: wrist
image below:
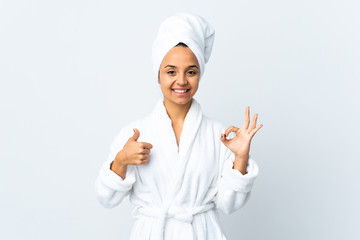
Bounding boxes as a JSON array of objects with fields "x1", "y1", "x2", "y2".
[
  {"x1": 110, "y1": 156, "x2": 128, "y2": 180},
  {"x1": 114, "y1": 150, "x2": 128, "y2": 167},
  {"x1": 111, "y1": 160, "x2": 127, "y2": 170},
  {"x1": 234, "y1": 153, "x2": 249, "y2": 163},
  {"x1": 111, "y1": 151, "x2": 128, "y2": 171},
  {"x1": 233, "y1": 154, "x2": 249, "y2": 175}
]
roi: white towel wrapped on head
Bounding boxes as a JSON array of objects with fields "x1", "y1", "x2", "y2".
[{"x1": 151, "y1": 13, "x2": 215, "y2": 81}]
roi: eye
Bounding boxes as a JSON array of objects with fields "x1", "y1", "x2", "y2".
[
  {"x1": 188, "y1": 70, "x2": 197, "y2": 75},
  {"x1": 167, "y1": 70, "x2": 176, "y2": 75}
]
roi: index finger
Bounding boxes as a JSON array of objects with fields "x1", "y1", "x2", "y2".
[{"x1": 140, "y1": 142, "x2": 153, "y2": 149}]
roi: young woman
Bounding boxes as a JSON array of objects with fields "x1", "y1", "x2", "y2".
[{"x1": 95, "y1": 13, "x2": 263, "y2": 240}]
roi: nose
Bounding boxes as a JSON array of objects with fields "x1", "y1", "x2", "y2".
[{"x1": 177, "y1": 72, "x2": 188, "y2": 85}]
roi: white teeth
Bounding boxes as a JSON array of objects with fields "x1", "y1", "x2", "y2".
[{"x1": 173, "y1": 89, "x2": 188, "y2": 93}]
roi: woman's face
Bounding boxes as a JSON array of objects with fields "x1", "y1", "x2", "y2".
[{"x1": 158, "y1": 46, "x2": 200, "y2": 107}]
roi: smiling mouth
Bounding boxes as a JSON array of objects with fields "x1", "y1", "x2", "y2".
[{"x1": 172, "y1": 89, "x2": 190, "y2": 93}]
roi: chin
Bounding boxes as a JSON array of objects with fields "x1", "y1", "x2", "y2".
[
  {"x1": 166, "y1": 96, "x2": 193, "y2": 106},
  {"x1": 176, "y1": 100, "x2": 191, "y2": 105}
]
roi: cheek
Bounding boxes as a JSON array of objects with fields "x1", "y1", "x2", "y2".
[
  {"x1": 159, "y1": 74, "x2": 174, "y2": 88},
  {"x1": 191, "y1": 79, "x2": 200, "y2": 91},
  {"x1": 159, "y1": 78, "x2": 172, "y2": 93}
]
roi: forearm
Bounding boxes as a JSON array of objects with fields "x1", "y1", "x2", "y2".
[
  {"x1": 216, "y1": 156, "x2": 259, "y2": 214},
  {"x1": 216, "y1": 185, "x2": 250, "y2": 214},
  {"x1": 110, "y1": 150, "x2": 128, "y2": 180},
  {"x1": 95, "y1": 159, "x2": 136, "y2": 208},
  {"x1": 110, "y1": 160, "x2": 127, "y2": 180},
  {"x1": 232, "y1": 154, "x2": 249, "y2": 175}
]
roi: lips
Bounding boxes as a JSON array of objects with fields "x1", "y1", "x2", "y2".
[
  {"x1": 172, "y1": 89, "x2": 190, "y2": 93},
  {"x1": 171, "y1": 88, "x2": 190, "y2": 97}
]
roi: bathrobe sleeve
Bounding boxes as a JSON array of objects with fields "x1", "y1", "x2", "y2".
[
  {"x1": 215, "y1": 143, "x2": 259, "y2": 214},
  {"x1": 95, "y1": 127, "x2": 136, "y2": 208}
]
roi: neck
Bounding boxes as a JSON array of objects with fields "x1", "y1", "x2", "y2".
[{"x1": 163, "y1": 98, "x2": 193, "y2": 123}]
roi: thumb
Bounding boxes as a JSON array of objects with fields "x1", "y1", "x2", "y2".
[{"x1": 131, "y1": 128, "x2": 140, "y2": 141}]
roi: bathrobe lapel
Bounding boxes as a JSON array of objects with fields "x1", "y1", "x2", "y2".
[
  {"x1": 153, "y1": 98, "x2": 203, "y2": 200},
  {"x1": 172, "y1": 99, "x2": 202, "y2": 195}
]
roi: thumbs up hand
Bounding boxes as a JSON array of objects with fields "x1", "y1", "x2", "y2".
[{"x1": 113, "y1": 128, "x2": 153, "y2": 167}]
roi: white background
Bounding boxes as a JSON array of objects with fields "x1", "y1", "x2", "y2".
[{"x1": 1, "y1": 0, "x2": 359, "y2": 239}]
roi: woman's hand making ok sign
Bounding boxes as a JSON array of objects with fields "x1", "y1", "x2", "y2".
[{"x1": 220, "y1": 106, "x2": 263, "y2": 174}]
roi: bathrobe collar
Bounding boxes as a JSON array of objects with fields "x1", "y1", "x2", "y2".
[
  {"x1": 152, "y1": 97, "x2": 203, "y2": 194},
  {"x1": 146, "y1": 98, "x2": 205, "y2": 239},
  {"x1": 153, "y1": 98, "x2": 202, "y2": 152}
]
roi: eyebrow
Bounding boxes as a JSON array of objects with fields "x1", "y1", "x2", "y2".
[{"x1": 164, "y1": 65, "x2": 199, "y2": 69}]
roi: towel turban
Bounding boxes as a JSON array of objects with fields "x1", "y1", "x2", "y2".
[{"x1": 152, "y1": 13, "x2": 215, "y2": 81}]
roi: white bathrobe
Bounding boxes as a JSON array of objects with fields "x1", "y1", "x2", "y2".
[{"x1": 95, "y1": 98, "x2": 259, "y2": 240}]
